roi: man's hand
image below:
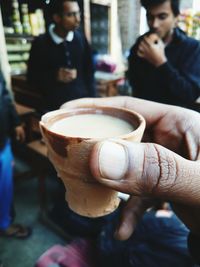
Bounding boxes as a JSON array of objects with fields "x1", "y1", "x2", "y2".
[
  {"x1": 137, "y1": 33, "x2": 167, "y2": 67},
  {"x1": 90, "y1": 139, "x2": 200, "y2": 240},
  {"x1": 15, "y1": 125, "x2": 25, "y2": 142},
  {"x1": 61, "y1": 96, "x2": 200, "y2": 240},
  {"x1": 57, "y1": 68, "x2": 77, "y2": 83}
]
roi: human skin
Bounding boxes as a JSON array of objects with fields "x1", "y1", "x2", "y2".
[
  {"x1": 61, "y1": 96, "x2": 200, "y2": 240},
  {"x1": 53, "y1": 1, "x2": 81, "y2": 38},
  {"x1": 137, "y1": 0, "x2": 178, "y2": 67},
  {"x1": 15, "y1": 125, "x2": 25, "y2": 142},
  {"x1": 57, "y1": 68, "x2": 77, "y2": 83},
  {"x1": 53, "y1": 1, "x2": 81, "y2": 83}
]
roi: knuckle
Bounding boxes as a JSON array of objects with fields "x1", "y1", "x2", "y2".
[{"x1": 142, "y1": 143, "x2": 177, "y2": 196}]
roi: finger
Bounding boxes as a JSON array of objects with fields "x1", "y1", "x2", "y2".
[
  {"x1": 137, "y1": 49, "x2": 144, "y2": 58},
  {"x1": 144, "y1": 34, "x2": 159, "y2": 45},
  {"x1": 16, "y1": 134, "x2": 20, "y2": 141},
  {"x1": 60, "y1": 97, "x2": 127, "y2": 109},
  {"x1": 90, "y1": 140, "x2": 200, "y2": 205},
  {"x1": 138, "y1": 41, "x2": 150, "y2": 54},
  {"x1": 21, "y1": 131, "x2": 26, "y2": 142},
  {"x1": 115, "y1": 196, "x2": 153, "y2": 240},
  {"x1": 137, "y1": 43, "x2": 148, "y2": 57},
  {"x1": 64, "y1": 70, "x2": 72, "y2": 74},
  {"x1": 137, "y1": 51, "x2": 144, "y2": 58},
  {"x1": 17, "y1": 132, "x2": 25, "y2": 142},
  {"x1": 59, "y1": 68, "x2": 65, "y2": 75},
  {"x1": 140, "y1": 36, "x2": 152, "y2": 49},
  {"x1": 185, "y1": 129, "x2": 200, "y2": 161},
  {"x1": 60, "y1": 96, "x2": 174, "y2": 127},
  {"x1": 64, "y1": 77, "x2": 73, "y2": 82}
]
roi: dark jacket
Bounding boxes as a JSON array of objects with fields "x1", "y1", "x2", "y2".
[
  {"x1": 27, "y1": 30, "x2": 95, "y2": 111},
  {"x1": 188, "y1": 232, "x2": 200, "y2": 265},
  {"x1": 128, "y1": 28, "x2": 200, "y2": 108},
  {"x1": 0, "y1": 72, "x2": 20, "y2": 149}
]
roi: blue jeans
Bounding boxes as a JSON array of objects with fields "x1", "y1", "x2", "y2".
[{"x1": 0, "y1": 140, "x2": 13, "y2": 230}]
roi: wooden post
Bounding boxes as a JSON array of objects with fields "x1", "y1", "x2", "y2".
[
  {"x1": 83, "y1": 0, "x2": 91, "y2": 42},
  {"x1": 110, "y1": 0, "x2": 124, "y2": 72}
]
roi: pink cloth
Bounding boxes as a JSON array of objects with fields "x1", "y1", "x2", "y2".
[{"x1": 35, "y1": 238, "x2": 96, "y2": 267}]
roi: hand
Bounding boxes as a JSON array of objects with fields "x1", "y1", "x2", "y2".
[
  {"x1": 15, "y1": 125, "x2": 25, "y2": 142},
  {"x1": 57, "y1": 68, "x2": 77, "y2": 83},
  {"x1": 137, "y1": 33, "x2": 167, "y2": 67},
  {"x1": 62, "y1": 96, "x2": 200, "y2": 240}
]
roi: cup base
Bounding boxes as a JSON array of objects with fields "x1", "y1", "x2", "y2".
[{"x1": 62, "y1": 176, "x2": 121, "y2": 217}]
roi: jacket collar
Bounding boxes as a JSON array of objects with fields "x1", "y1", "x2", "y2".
[
  {"x1": 49, "y1": 24, "x2": 74, "y2": 44},
  {"x1": 170, "y1": 27, "x2": 187, "y2": 45}
]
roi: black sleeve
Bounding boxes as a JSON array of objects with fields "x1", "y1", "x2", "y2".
[
  {"x1": 128, "y1": 38, "x2": 144, "y2": 95},
  {"x1": 188, "y1": 232, "x2": 200, "y2": 264},
  {"x1": 27, "y1": 36, "x2": 57, "y2": 94},
  {"x1": 152, "y1": 41, "x2": 200, "y2": 105},
  {"x1": 128, "y1": 46, "x2": 135, "y2": 90},
  {"x1": 0, "y1": 73, "x2": 20, "y2": 128}
]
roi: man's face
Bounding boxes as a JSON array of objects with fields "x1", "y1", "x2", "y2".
[
  {"x1": 55, "y1": 1, "x2": 81, "y2": 32},
  {"x1": 146, "y1": 0, "x2": 178, "y2": 41}
]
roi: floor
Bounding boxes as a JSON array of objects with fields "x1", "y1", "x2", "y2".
[{"x1": 0, "y1": 154, "x2": 68, "y2": 267}]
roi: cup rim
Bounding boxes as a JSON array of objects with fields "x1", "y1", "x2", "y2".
[{"x1": 40, "y1": 106, "x2": 146, "y2": 141}]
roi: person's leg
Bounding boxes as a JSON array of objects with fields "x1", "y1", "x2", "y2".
[
  {"x1": 0, "y1": 140, "x2": 31, "y2": 238},
  {"x1": 0, "y1": 141, "x2": 13, "y2": 230}
]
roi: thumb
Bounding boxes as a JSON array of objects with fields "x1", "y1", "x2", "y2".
[{"x1": 90, "y1": 140, "x2": 200, "y2": 205}]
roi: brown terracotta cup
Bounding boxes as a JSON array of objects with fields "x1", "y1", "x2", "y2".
[{"x1": 40, "y1": 107, "x2": 145, "y2": 217}]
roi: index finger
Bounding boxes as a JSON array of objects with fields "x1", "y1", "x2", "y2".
[
  {"x1": 144, "y1": 33, "x2": 159, "y2": 44},
  {"x1": 60, "y1": 96, "x2": 172, "y2": 126}
]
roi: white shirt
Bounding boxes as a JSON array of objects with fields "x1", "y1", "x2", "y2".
[{"x1": 49, "y1": 24, "x2": 74, "y2": 44}]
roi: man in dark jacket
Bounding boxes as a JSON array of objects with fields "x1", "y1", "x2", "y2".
[
  {"x1": 27, "y1": 0, "x2": 95, "y2": 111},
  {"x1": 128, "y1": 0, "x2": 200, "y2": 109},
  {"x1": 0, "y1": 71, "x2": 30, "y2": 238}
]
